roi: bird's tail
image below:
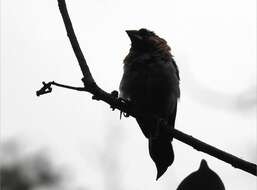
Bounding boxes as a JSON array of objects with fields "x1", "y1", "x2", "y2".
[{"x1": 149, "y1": 137, "x2": 174, "y2": 180}]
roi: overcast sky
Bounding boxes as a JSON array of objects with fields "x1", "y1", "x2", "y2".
[{"x1": 1, "y1": 0, "x2": 256, "y2": 189}]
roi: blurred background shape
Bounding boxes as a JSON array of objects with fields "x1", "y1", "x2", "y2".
[
  {"x1": 0, "y1": 140, "x2": 59, "y2": 190},
  {"x1": 0, "y1": 139, "x2": 87, "y2": 190}
]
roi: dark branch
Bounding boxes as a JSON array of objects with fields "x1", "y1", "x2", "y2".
[
  {"x1": 37, "y1": 0, "x2": 257, "y2": 177},
  {"x1": 173, "y1": 130, "x2": 257, "y2": 176},
  {"x1": 57, "y1": 0, "x2": 94, "y2": 84}
]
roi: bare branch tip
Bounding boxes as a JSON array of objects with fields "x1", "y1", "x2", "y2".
[{"x1": 36, "y1": 81, "x2": 53, "y2": 96}]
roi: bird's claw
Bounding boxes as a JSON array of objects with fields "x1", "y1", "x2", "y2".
[
  {"x1": 119, "y1": 98, "x2": 130, "y2": 119},
  {"x1": 108, "y1": 90, "x2": 130, "y2": 119},
  {"x1": 118, "y1": 97, "x2": 130, "y2": 119},
  {"x1": 119, "y1": 110, "x2": 130, "y2": 119}
]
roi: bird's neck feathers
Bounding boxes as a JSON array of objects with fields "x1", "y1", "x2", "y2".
[{"x1": 124, "y1": 40, "x2": 173, "y2": 64}]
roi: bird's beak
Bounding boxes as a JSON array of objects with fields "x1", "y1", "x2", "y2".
[{"x1": 126, "y1": 30, "x2": 143, "y2": 42}]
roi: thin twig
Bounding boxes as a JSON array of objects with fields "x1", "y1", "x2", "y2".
[
  {"x1": 36, "y1": 81, "x2": 85, "y2": 96},
  {"x1": 37, "y1": 0, "x2": 257, "y2": 177},
  {"x1": 57, "y1": 0, "x2": 94, "y2": 84}
]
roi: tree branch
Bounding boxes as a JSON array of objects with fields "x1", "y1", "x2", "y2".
[
  {"x1": 57, "y1": 0, "x2": 94, "y2": 84},
  {"x1": 37, "y1": 0, "x2": 257, "y2": 177}
]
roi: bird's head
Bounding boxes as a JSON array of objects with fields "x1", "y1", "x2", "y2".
[{"x1": 126, "y1": 28, "x2": 171, "y2": 53}]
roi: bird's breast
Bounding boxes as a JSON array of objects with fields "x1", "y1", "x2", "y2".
[{"x1": 119, "y1": 60, "x2": 179, "y2": 116}]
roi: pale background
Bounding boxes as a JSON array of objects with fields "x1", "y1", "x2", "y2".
[{"x1": 1, "y1": 0, "x2": 256, "y2": 189}]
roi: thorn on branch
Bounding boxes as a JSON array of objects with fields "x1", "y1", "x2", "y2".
[{"x1": 92, "y1": 94, "x2": 101, "y2": 101}]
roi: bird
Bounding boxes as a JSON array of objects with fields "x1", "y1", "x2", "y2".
[
  {"x1": 119, "y1": 28, "x2": 180, "y2": 180},
  {"x1": 177, "y1": 159, "x2": 225, "y2": 190}
]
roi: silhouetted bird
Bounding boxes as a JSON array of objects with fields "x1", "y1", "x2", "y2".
[
  {"x1": 177, "y1": 159, "x2": 225, "y2": 190},
  {"x1": 119, "y1": 28, "x2": 180, "y2": 180}
]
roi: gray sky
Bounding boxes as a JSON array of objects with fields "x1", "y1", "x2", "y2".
[{"x1": 1, "y1": 0, "x2": 256, "y2": 189}]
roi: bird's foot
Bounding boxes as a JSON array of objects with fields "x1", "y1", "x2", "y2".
[
  {"x1": 118, "y1": 98, "x2": 131, "y2": 119},
  {"x1": 109, "y1": 91, "x2": 130, "y2": 119}
]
